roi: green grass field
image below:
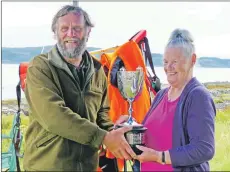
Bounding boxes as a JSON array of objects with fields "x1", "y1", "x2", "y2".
[
  {"x1": 210, "y1": 106, "x2": 230, "y2": 170},
  {"x1": 2, "y1": 107, "x2": 230, "y2": 171}
]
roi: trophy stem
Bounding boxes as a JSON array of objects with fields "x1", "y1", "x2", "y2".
[{"x1": 127, "y1": 99, "x2": 134, "y2": 125}]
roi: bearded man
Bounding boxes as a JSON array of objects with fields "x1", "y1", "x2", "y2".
[{"x1": 23, "y1": 5, "x2": 135, "y2": 171}]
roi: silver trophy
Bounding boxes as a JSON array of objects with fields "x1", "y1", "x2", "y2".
[{"x1": 116, "y1": 66, "x2": 147, "y2": 155}]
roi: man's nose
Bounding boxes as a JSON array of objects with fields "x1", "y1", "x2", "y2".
[{"x1": 66, "y1": 28, "x2": 74, "y2": 37}]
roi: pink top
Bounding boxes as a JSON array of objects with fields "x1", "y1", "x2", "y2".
[{"x1": 141, "y1": 91, "x2": 180, "y2": 171}]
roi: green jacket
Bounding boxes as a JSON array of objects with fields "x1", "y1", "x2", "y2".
[{"x1": 23, "y1": 46, "x2": 114, "y2": 171}]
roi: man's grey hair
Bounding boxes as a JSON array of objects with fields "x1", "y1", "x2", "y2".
[
  {"x1": 51, "y1": 5, "x2": 94, "y2": 33},
  {"x1": 165, "y1": 28, "x2": 195, "y2": 59}
]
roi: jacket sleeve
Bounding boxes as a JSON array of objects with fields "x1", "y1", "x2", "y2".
[
  {"x1": 96, "y1": 83, "x2": 114, "y2": 131},
  {"x1": 25, "y1": 57, "x2": 107, "y2": 150},
  {"x1": 169, "y1": 88, "x2": 216, "y2": 167}
]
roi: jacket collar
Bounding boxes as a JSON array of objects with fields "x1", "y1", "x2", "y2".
[
  {"x1": 48, "y1": 45, "x2": 95, "y2": 81},
  {"x1": 180, "y1": 77, "x2": 202, "y2": 101}
]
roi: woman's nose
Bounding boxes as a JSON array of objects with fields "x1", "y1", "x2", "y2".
[{"x1": 165, "y1": 63, "x2": 174, "y2": 71}]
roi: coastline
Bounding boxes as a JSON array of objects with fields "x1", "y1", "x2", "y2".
[
  {"x1": 2, "y1": 81, "x2": 230, "y2": 115},
  {"x1": 162, "y1": 81, "x2": 230, "y2": 110}
]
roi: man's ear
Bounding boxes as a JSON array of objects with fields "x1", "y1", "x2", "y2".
[
  {"x1": 86, "y1": 27, "x2": 91, "y2": 42},
  {"x1": 87, "y1": 27, "x2": 91, "y2": 37},
  {"x1": 53, "y1": 32, "x2": 57, "y2": 40}
]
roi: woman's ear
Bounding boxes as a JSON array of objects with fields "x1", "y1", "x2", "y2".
[{"x1": 192, "y1": 53, "x2": 197, "y2": 66}]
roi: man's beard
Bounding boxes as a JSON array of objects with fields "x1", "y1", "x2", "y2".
[{"x1": 57, "y1": 36, "x2": 87, "y2": 59}]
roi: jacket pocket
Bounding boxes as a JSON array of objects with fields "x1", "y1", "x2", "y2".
[
  {"x1": 90, "y1": 88, "x2": 103, "y2": 94},
  {"x1": 89, "y1": 78, "x2": 104, "y2": 94},
  {"x1": 36, "y1": 131, "x2": 58, "y2": 148}
]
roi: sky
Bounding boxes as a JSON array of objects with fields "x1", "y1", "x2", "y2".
[{"x1": 2, "y1": 1, "x2": 230, "y2": 59}]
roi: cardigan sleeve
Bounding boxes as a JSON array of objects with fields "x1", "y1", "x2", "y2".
[{"x1": 169, "y1": 87, "x2": 216, "y2": 167}]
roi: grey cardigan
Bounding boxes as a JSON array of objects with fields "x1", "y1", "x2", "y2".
[{"x1": 142, "y1": 77, "x2": 216, "y2": 171}]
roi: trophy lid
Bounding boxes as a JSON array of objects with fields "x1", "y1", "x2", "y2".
[
  {"x1": 118, "y1": 121, "x2": 147, "y2": 131},
  {"x1": 122, "y1": 121, "x2": 143, "y2": 127}
]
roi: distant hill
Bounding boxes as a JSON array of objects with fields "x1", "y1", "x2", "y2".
[
  {"x1": 197, "y1": 57, "x2": 230, "y2": 68},
  {"x1": 2, "y1": 45, "x2": 101, "y2": 64},
  {"x1": 143, "y1": 53, "x2": 230, "y2": 68},
  {"x1": 151, "y1": 53, "x2": 164, "y2": 66},
  {"x1": 2, "y1": 46, "x2": 230, "y2": 68}
]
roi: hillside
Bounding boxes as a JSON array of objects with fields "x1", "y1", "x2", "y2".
[
  {"x1": 147, "y1": 53, "x2": 230, "y2": 68},
  {"x1": 2, "y1": 45, "x2": 100, "y2": 64},
  {"x1": 2, "y1": 46, "x2": 230, "y2": 68}
]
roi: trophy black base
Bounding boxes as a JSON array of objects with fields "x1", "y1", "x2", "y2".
[
  {"x1": 130, "y1": 144, "x2": 145, "y2": 155},
  {"x1": 116, "y1": 124, "x2": 146, "y2": 172},
  {"x1": 116, "y1": 124, "x2": 147, "y2": 155}
]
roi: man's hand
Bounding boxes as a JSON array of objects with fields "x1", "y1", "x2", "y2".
[
  {"x1": 114, "y1": 115, "x2": 129, "y2": 126},
  {"x1": 103, "y1": 126, "x2": 136, "y2": 160}
]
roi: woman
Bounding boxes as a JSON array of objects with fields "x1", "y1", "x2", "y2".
[{"x1": 116, "y1": 28, "x2": 216, "y2": 171}]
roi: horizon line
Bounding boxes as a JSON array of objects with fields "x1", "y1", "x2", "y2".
[{"x1": 2, "y1": 45, "x2": 230, "y2": 59}]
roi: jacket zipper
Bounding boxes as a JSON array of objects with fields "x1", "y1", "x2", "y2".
[
  {"x1": 79, "y1": 91, "x2": 84, "y2": 162},
  {"x1": 78, "y1": 73, "x2": 93, "y2": 165},
  {"x1": 79, "y1": 153, "x2": 83, "y2": 171}
]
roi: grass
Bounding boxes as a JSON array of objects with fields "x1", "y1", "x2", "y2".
[
  {"x1": 214, "y1": 94, "x2": 230, "y2": 104},
  {"x1": 2, "y1": 99, "x2": 18, "y2": 105},
  {"x1": 209, "y1": 106, "x2": 230, "y2": 171},
  {"x1": 214, "y1": 98, "x2": 224, "y2": 104},
  {"x1": 221, "y1": 94, "x2": 230, "y2": 101},
  {"x1": 2, "y1": 114, "x2": 29, "y2": 171},
  {"x1": 205, "y1": 83, "x2": 230, "y2": 90},
  {"x1": 1, "y1": 107, "x2": 230, "y2": 171},
  {"x1": 2, "y1": 98, "x2": 28, "y2": 107}
]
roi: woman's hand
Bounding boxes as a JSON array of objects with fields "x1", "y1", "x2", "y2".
[{"x1": 135, "y1": 145, "x2": 161, "y2": 163}]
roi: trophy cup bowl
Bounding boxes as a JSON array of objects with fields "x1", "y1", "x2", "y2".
[{"x1": 116, "y1": 66, "x2": 147, "y2": 155}]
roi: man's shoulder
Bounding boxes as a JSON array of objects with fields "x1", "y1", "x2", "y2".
[
  {"x1": 84, "y1": 50, "x2": 102, "y2": 69},
  {"x1": 90, "y1": 54, "x2": 102, "y2": 70},
  {"x1": 92, "y1": 58, "x2": 102, "y2": 69},
  {"x1": 28, "y1": 53, "x2": 50, "y2": 69}
]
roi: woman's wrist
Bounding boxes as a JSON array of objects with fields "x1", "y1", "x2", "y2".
[
  {"x1": 165, "y1": 150, "x2": 172, "y2": 164},
  {"x1": 154, "y1": 150, "x2": 171, "y2": 165},
  {"x1": 154, "y1": 151, "x2": 163, "y2": 164}
]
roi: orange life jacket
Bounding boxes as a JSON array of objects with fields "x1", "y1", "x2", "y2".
[
  {"x1": 98, "y1": 40, "x2": 152, "y2": 171},
  {"x1": 19, "y1": 62, "x2": 29, "y2": 91},
  {"x1": 100, "y1": 40, "x2": 151, "y2": 124}
]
